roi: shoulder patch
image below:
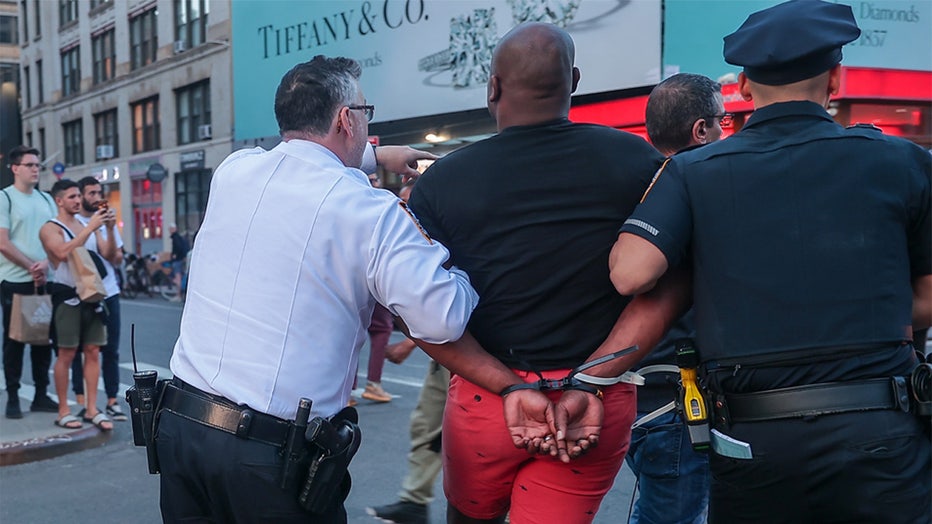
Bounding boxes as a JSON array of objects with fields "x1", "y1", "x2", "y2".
[
  {"x1": 846, "y1": 122, "x2": 882, "y2": 132},
  {"x1": 398, "y1": 201, "x2": 432, "y2": 244},
  {"x1": 640, "y1": 158, "x2": 672, "y2": 203}
]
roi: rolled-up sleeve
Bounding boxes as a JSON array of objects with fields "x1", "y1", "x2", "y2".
[{"x1": 367, "y1": 201, "x2": 479, "y2": 343}]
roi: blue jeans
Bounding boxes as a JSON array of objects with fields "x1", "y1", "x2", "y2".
[
  {"x1": 625, "y1": 410, "x2": 710, "y2": 524},
  {"x1": 71, "y1": 295, "x2": 120, "y2": 399}
]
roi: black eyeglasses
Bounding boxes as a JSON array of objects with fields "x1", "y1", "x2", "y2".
[
  {"x1": 704, "y1": 112, "x2": 734, "y2": 127},
  {"x1": 347, "y1": 104, "x2": 375, "y2": 122},
  {"x1": 14, "y1": 163, "x2": 41, "y2": 169}
]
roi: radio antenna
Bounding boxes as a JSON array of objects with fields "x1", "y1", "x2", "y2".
[{"x1": 131, "y1": 323, "x2": 138, "y2": 373}]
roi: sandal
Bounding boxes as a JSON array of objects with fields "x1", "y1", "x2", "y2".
[
  {"x1": 79, "y1": 407, "x2": 103, "y2": 423},
  {"x1": 106, "y1": 403, "x2": 127, "y2": 421},
  {"x1": 87, "y1": 412, "x2": 113, "y2": 431},
  {"x1": 54, "y1": 414, "x2": 83, "y2": 429}
]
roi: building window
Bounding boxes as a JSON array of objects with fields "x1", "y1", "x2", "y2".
[
  {"x1": 92, "y1": 28, "x2": 115, "y2": 84},
  {"x1": 176, "y1": 81, "x2": 211, "y2": 145},
  {"x1": 59, "y1": 0, "x2": 78, "y2": 27},
  {"x1": 33, "y1": 0, "x2": 41, "y2": 38},
  {"x1": 130, "y1": 8, "x2": 158, "y2": 70},
  {"x1": 0, "y1": 64, "x2": 16, "y2": 85},
  {"x1": 19, "y1": 1, "x2": 27, "y2": 42},
  {"x1": 90, "y1": 0, "x2": 113, "y2": 9},
  {"x1": 94, "y1": 109, "x2": 119, "y2": 159},
  {"x1": 39, "y1": 128, "x2": 45, "y2": 156},
  {"x1": 132, "y1": 96, "x2": 160, "y2": 153},
  {"x1": 25, "y1": 131, "x2": 32, "y2": 148},
  {"x1": 175, "y1": 0, "x2": 208, "y2": 49},
  {"x1": 0, "y1": 15, "x2": 17, "y2": 44},
  {"x1": 175, "y1": 168, "x2": 212, "y2": 241},
  {"x1": 60, "y1": 46, "x2": 80, "y2": 97},
  {"x1": 36, "y1": 59, "x2": 43, "y2": 104},
  {"x1": 63, "y1": 119, "x2": 84, "y2": 166},
  {"x1": 22, "y1": 66, "x2": 30, "y2": 108}
]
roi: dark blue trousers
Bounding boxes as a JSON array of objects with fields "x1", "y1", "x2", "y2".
[
  {"x1": 1, "y1": 280, "x2": 52, "y2": 395},
  {"x1": 157, "y1": 410, "x2": 349, "y2": 523},
  {"x1": 710, "y1": 409, "x2": 930, "y2": 524}
]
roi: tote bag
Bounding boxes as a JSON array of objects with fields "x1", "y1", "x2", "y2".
[
  {"x1": 69, "y1": 247, "x2": 107, "y2": 302},
  {"x1": 9, "y1": 291, "x2": 53, "y2": 346},
  {"x1": 49, "y1": 220, "x2": 108, "y2": 303}
]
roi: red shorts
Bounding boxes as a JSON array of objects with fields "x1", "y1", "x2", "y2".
[{"x1": 442, "y1": 368, "x2": 636, "y2": 523}]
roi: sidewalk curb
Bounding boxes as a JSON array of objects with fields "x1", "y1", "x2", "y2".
[{"x1": 0, "y1": 426, "x2": 112, "y2": 467}]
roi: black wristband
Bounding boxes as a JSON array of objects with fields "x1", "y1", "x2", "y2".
[{"x1": 499, "y1": 382, "x2": 540, "y2": 397}]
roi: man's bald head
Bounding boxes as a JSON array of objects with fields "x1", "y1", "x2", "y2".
[{"x1": 488, "y1": 23, "x2": 579, "y2": 128}]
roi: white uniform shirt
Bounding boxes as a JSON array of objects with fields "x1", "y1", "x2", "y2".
[
  {"x1": 76, "y1": 214, "x2": 123, "y2": 299},
  {"x1": 170, "y1": 140, "x2": 478, "y2": 419}
]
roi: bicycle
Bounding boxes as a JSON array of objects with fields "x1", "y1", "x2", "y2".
[
  {"x1": 122, "y1": 253, "x2": 152, "y2": 299},
  {"x1": 151, "y1": 261, "x2": 181, "y2": 301}
]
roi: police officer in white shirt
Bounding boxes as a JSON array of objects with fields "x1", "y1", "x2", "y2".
[{"x1": 157, "y1": 56, "x2": 553, "y2": 523}]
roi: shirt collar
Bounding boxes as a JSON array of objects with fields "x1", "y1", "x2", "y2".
[
  {"x1": 500, "y1": 117, "x2": 571, "y2": 135},
  {"x1": 276, "y1": 139, "x2": 343, "y2": 166},
  {"x1": 742, "y1": 101, "x2": 835, "y2": 131},
  {"x1": 275, "y1": 139, "x2": 370, "y2": 185}
]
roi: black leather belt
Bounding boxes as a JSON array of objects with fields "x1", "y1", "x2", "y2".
[
  {"x1": 717, "y1": 377, "x2": 910, "y2": 424},
  {"x1": 160, "y1": 378, "x2": 293, "y2": 447}
]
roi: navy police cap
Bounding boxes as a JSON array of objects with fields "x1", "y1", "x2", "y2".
[{"x1": 723, "y1": 0, "x2": 861, "y2": 85}]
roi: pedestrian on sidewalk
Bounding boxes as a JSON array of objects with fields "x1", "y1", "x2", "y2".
[
  {"x1": 360, "y1": 303, "x2": 394, "y2": 402},
  {"x1": 168, "y1": 224, "x2": 189, "y2": 301},
  {"x1": 358, "y1": 172, "x2": 394, "y2": 404},
  {"x1": 0, "y1": 145, "x2": 57, "y2": 419},
  {"x1": 70, "y1": 177, "x2": 126, "y2": 422},
  {"x1": 39, "y1": 179, "x2": 112, "y2": 431}
]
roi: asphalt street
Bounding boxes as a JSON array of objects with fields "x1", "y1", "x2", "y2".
[{"x1": 0, "y1": 296, "x2": 640, "y2": 524}]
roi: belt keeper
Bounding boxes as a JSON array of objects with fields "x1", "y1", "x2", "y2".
[
  {"x1": 236, "y1": 410, "x2": 253, "y2": 438},
  {"x1": 892, "y1": 376, "x2": 910, "y2": 413}
]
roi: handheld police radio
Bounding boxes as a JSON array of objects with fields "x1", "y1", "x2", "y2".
[
  {"x1": 675, "y1": 339, "x2": 710, "y2": 452},
  {"x1": 125, "y1": 324, "x2": 163, "y2": 474}
]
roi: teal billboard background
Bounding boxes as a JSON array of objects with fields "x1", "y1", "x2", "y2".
[
  {"x1": 664, "y1": 0, "x2": 932, "y2": 81},
  {"x1": 231, "y1": 0, "x2": 662, "y2": 142}
]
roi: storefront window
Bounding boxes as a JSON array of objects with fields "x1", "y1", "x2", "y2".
[
  {"x1": 131, "y1": 177, "x2": 164, "y2": 255},
  {"x1": 848, "y1": 103, "x2": 931, "y2": 147}
]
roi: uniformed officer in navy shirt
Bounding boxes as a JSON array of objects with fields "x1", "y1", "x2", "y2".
[{"x1": 607, "y1": 1, "x2": 931, "y2": 522}]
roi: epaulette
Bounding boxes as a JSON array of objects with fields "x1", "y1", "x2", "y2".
[{"x1": 846, "y1": 122, "x2": 882, "y2": 133}]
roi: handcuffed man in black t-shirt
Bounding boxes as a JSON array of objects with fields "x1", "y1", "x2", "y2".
[{"x1": 408, "y1": 23, "x2": 666, "y2": 523}]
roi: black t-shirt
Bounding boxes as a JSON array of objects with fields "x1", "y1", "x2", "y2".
[{"x1": 408, "y1": 118, "x2": 663, "y2": 370}]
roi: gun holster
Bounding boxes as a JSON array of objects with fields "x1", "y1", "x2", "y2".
[{"x1": 296, "y1": 406, "x2": 362, "y2": 514}]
